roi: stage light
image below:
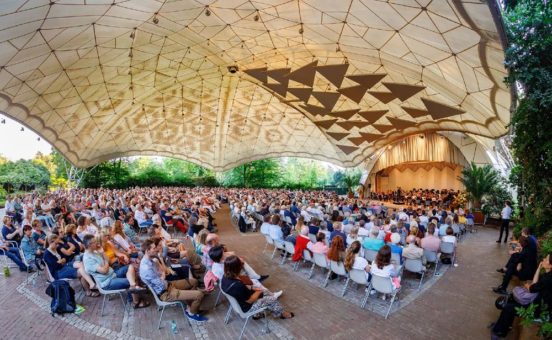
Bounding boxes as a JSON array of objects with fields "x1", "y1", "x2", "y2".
[
  {"x1": 419, "y1": 134, "x2": 424, "y2": 139},
  {"x1": 205, "y1": 8, "x2": 211, "y2": 16},
  {"x1": 1, "y1": 119, "x2": 5, "y2": 124},
  {"x1": 20, "y1": 127, "x2": 24, "y2": 131}
]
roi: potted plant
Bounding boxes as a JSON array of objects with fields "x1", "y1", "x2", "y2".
[
  {"x1": 458, "y1": 163, "x2": 500, "y2": 224},
  {"x1": 342, "y1": 171, "x2": 361, "y2": 198}
]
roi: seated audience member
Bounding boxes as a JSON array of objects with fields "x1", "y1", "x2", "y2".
[
  {"x1": 441, "y1": 226, "x2": 457, "y2": 246},
  {"x1": 285, "y1": 216, "x2": 305, "y2": 245},
  {"x1": 492, "y1": 255, "x2": 552, "y2": 338},
  {"x1": 43, "y1": 234, "x2": 96, "y2": 295},
  {"x1": 358, "y1": 220, "x2": 370, "y2": 237},
  {"x1": 329, "y1": 222, "x2": 346, "y2": 244},
  {"x1": 307, "y1": 232, "x2": 329, "y2": 255},
  {"x1": 408, "y1": 223, "x2": 422, "y2": 246},
  {"x1": 82, "y1": 234, "x2": 149, "y2": 308},
  {"x1": 123, "y1": 215, "x2": 140, "y2": 244},
  {"x1": 209, "y1": 246, "x2": 281, "y2": 298},
  {"x1": 346, "y1": 226, "x2": 361, "y2": 247},
  {"x1": 151, "y1": 237, "x2": 192, "y2": 281},
  {"x1": 344, "y1": 241, "x2": 370, "y2": 279},
  {"x1": 370, "y1": 245, "x2": 400, "y2": 285},
  {"x1": 140, "y1": 239, "x2": 208, "y2": 322},
  {"x1": 134, "y1": 205, "x2": 153, "y2": 227},
  {"x1": 421, "y1": 223, "x2": 441, "y2": 253},
  {"x1": 292, "y1": 226, "x2": 311, "y2": 262},
  {"x1": 32, "y1": 219, "x2": 47, "y2": 250},
  {"x1": 327, "y1": 235, "x2": 346, "y2": 280},
  {"x1": 493, "y1": 236, "x2": 538, "y2": 294},
  {"x1": 363, "y1": 226, "x2": 384, "y2": 252},
  {"x1": 260, "y1": 215, "x2": 272, "y2": 236},
  {"x1": 402, "y1": 235, "x2": 425, "y2": 265},
  {"x1": 2, "y1": 216, "x2": 22, "y2": 245},
  {"x1": 0, "y1": 235, "x2": 32, "y2": 272},
  {"x1": 20, "y1": 225, "x2": 42, "y2": 269},
  {"x1": 111, "y1": 221, "x2": 139, "y2": 258},
  {"x1": 64, "y1": 224, "x2": 85, "y2": 259},
  {"x1": 221, "y1": 255, "x2": 294, "y2": 319},
  {"x1": 269, "y1": 215, "x2": 284, "y2": 243},
  {"x1": 194, "y1": 229, "x2": 209, "y2": 256},
  {"x1": 439, "y1": 217, "x2": 452, "y2": 237},
  {"x1": 308, "y1": 218, "x2": 320, "y2": 236},
  {"x1": 388, "y1": 233, "x2": 403, "y2": 264}
]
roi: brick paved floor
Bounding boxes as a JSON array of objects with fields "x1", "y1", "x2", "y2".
[{"x1": 1, "y1": 205, "x2": 513, "y2": 340}]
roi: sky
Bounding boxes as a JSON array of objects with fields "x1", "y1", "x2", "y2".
[{"x1": 0, "y1": 113, "x2": 52, "y2": 160}]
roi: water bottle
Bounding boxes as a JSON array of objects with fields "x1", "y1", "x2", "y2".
[{"x1": 170, "y1": 320, "x2": 178, "y2": 334}]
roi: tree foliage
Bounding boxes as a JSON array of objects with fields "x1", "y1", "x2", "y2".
[
  {"x1": 0, "y1": 159, "x2": 50, "y2": 191},
  {"x1": 504, "y1": 0, "x2": 552, "y2": 235},
  {"x1": 458, "y1": 163, "x2": 500, "y2": 209}
]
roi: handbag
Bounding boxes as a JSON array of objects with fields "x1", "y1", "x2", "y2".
[
  {"x1": 512, "y1": 286, "x2": 538, "y2": 305},
  {"x1": 238, "y1": 275, "x2": 253, "y2": 286}
]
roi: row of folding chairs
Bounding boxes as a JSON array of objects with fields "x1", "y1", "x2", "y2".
[{"x1": 263, "y1": 234, "x2": 456, "y2": 319}]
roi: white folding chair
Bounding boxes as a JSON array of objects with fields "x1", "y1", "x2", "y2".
[
  {"x1": 281, "y1": 241, "x2": 296, "y2": 268},
  {"x1": 368, "y1": 273, "x2": 400, "y2": 319},
  {"x1": 263, "y1": 235, "x2": 274, "y2": 254},
  {"x1": 323, "y1": 261, "x2": 348, "y2": 295},
  {"x1": 145, "y1": 283, "x2": 189, "y2": 329},
  {"x1": 308, "y1": 233, "x2": 317, "y2": 243},
  {"x1": 299, "y1": 249, "x2": 313, "y2": 272},
  {"x1": 344, "y1": 269, "x2": 370, "y2": 308},
  {"x1": 271, "y1": 239, "x2": 285, "y2": 260},
  {"x1": 423, "y1": 249, "x2": 439, "y2": 276},
  {"x1": 310, "y1": 252, "x2": 329, "y2": 279},
  {"x1": 363, "y1": 249, "x2": 378, "y2": 263},
  {"x1": 221, "y1": 288, "x2": 269, "y2": 340},
  {"x1": 91, "y1": 276, "x2": 127, "y2": 316},
  {"x1": 403, "y1": 258, "x2": 426, "y2": 290}
]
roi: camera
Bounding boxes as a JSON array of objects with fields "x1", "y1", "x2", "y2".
[{"x1": 227, "y1": 65, "x2": 239, "y2": 74}]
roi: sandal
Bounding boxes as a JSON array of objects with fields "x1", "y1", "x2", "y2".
[
  {"x1": 133, "y1": 300, "x2": 151, "y2": 309},
  {"x1": 129, "y1": 286, "x2": 146, "y2": 294},
  {"x1": 280, "y1": 312, "x2": 294, "y2": 319},
  {"x1": 253, "y1": 313, "x2": 266, "y2": 320},
  {"x1": 86, "y1": 291, "x2": 100, "y2": 297}
]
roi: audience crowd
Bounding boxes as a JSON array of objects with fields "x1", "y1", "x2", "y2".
[{"x1": 1, "y1": 186, "x2": 550, "y2": 338}]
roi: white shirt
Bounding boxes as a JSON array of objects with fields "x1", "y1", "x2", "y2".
[
  {"x1": 501, "y1": 206, "x2": 512, "y2": 220},
  {"x1": 442, "y1": 235, "x2": 457, "y2": 246},
  {"x1": 212, "y1": 262, "x2": 224, "y2": 280},
  {"x1": 260, "y1": 222, "x2": 271, "y2": 235},
  {"x1": 113, "y1": 234, "x2": 131, "y2": 251},
  {"x1": 352, "y1": 255, "x2": 369, "y2": 271},
  {"x1": 358, "y1": 227, "x2": 370, "y2": 237},
  {"x1": 134, "y1": 210, "x2": 147, "y2": 224},
  {"x1": 370, "y1": 263, "x2": 396, "y2": 278}
]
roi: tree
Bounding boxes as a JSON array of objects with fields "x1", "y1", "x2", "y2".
[
  {"x1": 0, "y1": 159, "x2": 50, "y2": 191},
  {"x1": 458, "y1": 163, "x2": 500, "y2": 209},
  {"x1": 504, "y1": 0, "x2": 552, "y2": 235}
]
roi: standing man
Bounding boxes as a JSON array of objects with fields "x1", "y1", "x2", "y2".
[{"x1": 497, "y1": 200, "x2": 513, "y2": 243}]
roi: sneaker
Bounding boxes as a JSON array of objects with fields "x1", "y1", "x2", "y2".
[
  {"x1": 273, "y1": 290, "x2": 283, "y2": 299},
  {"x1": 492, "y1": 286, "x2": 507, "y2": 295},
  {"x1": 185, "y1": 311, "x2": 208, "y2": 322},
  {"x1": 370, "y1": 289, "x2": 377, "y2": 295},
  {"x1": 258, "y1": 275, "x2": 269, "y2": 282},
  {"x1": 496, "y1": 268, "x2": 505, "y2": 273}
]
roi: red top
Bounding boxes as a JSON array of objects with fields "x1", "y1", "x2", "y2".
[{"x1": 293, "y1": 235, "x2": 311, "y2": 262}]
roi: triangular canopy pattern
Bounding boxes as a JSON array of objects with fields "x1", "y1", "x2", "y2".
[{"x1": 0, "y1": 1, "x2": 510, "y2": 170}]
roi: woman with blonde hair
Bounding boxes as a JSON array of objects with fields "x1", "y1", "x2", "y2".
[
  {"x1": 346, "y1": 225, "x2": 361, "y2": 247},
  {"x1": 111, "y1": 220, "x2": 139, "y2": 257}
]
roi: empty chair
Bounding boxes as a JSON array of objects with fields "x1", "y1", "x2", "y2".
[
  {"x1": 323, "y1": 261, "x2": 348, "y2": 295},
  {"x1": 403, "y1": 258, "x2": 426, "y2": 290},
  {"x1": 145, "y1": 283, "x2": 189, "y2": 329},
  {"x1": 364, "y1": 249, "x2": 378, "y2": 263},
  {"x1": 220, "y1": 288, "x2": 269, "y2": 340},
  {"x1": 440, "y1": 242, "x2": 456, "y2": 266},
  {"x1": 368, "y1": 273, "x2": 400, "y2": 319},
  {"x1": 309, "y1": 252, "x2": 329, "y2": 279},
  {"x1": 343, "y1": 269, "x2": 371, "y2": 308}
]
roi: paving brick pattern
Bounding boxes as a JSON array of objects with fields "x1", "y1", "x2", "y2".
[{"x1": 1, "y1": 204, "x2": 510, "y2": 339}]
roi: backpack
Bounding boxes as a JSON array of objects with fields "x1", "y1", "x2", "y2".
[{"x1": 45, "y1": 280, "x2": 76, "y2": 316}]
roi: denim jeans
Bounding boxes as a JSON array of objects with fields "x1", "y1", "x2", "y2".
[
  {"x1": 103, "y1": 265, "x2": 130, "y2": 290},
  {"x1": 1, "y1": 247, "x2": 27, "y2": 270}
]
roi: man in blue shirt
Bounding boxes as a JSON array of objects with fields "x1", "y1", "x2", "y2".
[
  {"x1": 139, "y1": 239, "x2": 207, "y2": 322},
  {"x1": 329, "y1": 222, "x2": 346, "y2": 244},
  {"x1": 81, "y1": 235, "x2": 148, "y2": 308}
]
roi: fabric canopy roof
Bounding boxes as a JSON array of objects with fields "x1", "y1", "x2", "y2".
[{"x1": 0, "y1": 0, "x2": 510, "y2": 170}]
